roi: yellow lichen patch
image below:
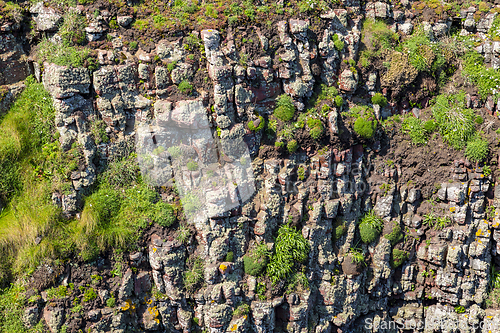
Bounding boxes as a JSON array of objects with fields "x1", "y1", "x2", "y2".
[
  {"x1": 121, "y1": 299, "x2": 135, "y2": 312},
  {"x1": 487, "y1": 316, "x2": 493, "y2": 319},
  {"x1": 219, "y1": 263, "x2": 228, "y2": 272},
  {"x1": 148, "y1": 305, "x2": 160, "y2": 323},
  {"x1": 152, "y1": 247, "x2": 157, "y2": 253},
  {"x1": 146, "y1": 298, "x2": 153, "y2": 305},
  {"x1": 230, "y1": 324, "x2": 238, "y2": 331},
  {"x1": 476, "y1": 229, "x2": 482, "y2": 237},
  {"x1": 450, "y1": 207, "x2": 456, "y2": 213}
]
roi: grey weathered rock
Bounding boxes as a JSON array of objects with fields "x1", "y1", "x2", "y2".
[{"x1": 30, "y1": 2, "x2": 62, "y2": 32}]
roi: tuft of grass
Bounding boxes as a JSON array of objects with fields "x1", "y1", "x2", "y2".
[
  {"x1": 59, "y1": 10, "x2": 86, "y2": 45},
  {"x1": 465, "y1": 135, "x2": 488, "y2": 163},
  {"x1": 183, "y1": 256, "x2": 204, "y2": 293},
  {"x1": 371, "y1": 93, "x2": 387, "y2": 107},
  {"x1": 243, "y1": 242, "x2": 269, "y2": 276},
  {"x1": 178, "y1": 80, "x2": 193, "y2": 94},
  {"x1": 391, "y1": 249, "x2": 408, "y2": 268},
  {"x1": 36, "y1": 39, "x2": 92, "y2": 68}
]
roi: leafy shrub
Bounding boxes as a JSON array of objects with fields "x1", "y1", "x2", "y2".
[
  {"x1": 475, "y1": 115, "x2": 484, "y2": 124},
  {"x1": 248, "y1": 116, "x2": 265, "y2": 131},
  {"x1": 243, "y1": 242, "x2": 269, "y2": 276},
  {"x1": 384, "y1": 221, "x2": 403, "y2": 245},
  {"x1": 274, "y1": 94, "x2": 296, "y2": 122},
  {"x1": 297, "y1": 166, "x2": 305, "y2": 181},
  {"x1": 353, "y1": 117, "x2": 377, "y2": 139},
  {"x1": 332, "y1": 33, "x2": 344, "y2": 52},
  {"x1": 391, "y1": 249, "x2": 408, "y2": 268},
  {"x1": 287, "y1": 140, "x2": 298, "y2": 153},
  {"x1": 307, "y1": 118, "x2": 324, "y2": 140},
  {"x1": 178, "y1": 80, "x2": 193, "y2": 94},
  {"x1": 184, "y1": 256, "x2": 204, "y2": 293},
  {"x1": 465, "y1": 135, "x2": 488, "y2": 162},
  {"x1": 432, "y1": 93, "x2": 476, "y2": 150},
  {"x1": 267, "y1": 224, "x2": 310, "y2": 284},
  {"x1": 358, "y1": 210, "x2": 383, "y2": 243},
  {"x1": 275, "y1": 141, "x2": 284, "y2": 148},
  {"x1": 371, "y1": 93, "x2": 387, "y2": 107}
]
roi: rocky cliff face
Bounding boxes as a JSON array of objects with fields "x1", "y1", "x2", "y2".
[{"x1": 3, "y1": 0, "x2": 500, "y2": 332}]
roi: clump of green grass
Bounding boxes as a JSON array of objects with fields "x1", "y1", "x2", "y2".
[
  {"x1": 353, "y1": 117, "x2": 377, "y2": 139},
  {"x1": 384, "y1": 221, "x2": 403, "y2": 245},
  {"x1": 178, "y1": 80, "x2": 193, "y2": 94},
  {"x1": 348, "y1": 248, "x2": 365, "y2": 266},
  {"x1": 183, "y1": 256, "x2": 204, "y2": 293},
  {"x1": 401, "y1": 116, "x2": 434, "y2": 145},
  {"x1": 358, "y1": 210, "x2": 383, "y2": 243},
  {"x1": 371, "y1": 93, "x2": 387, "y2": 107},
  {"x1": 36, "y1": 39, "x2": 92, "y2": 68},
  {"x1": 59, "y1": 10, "x2": 87, "y2": 45},
  {"x1": 274, "y1": 94, "x2": 296, "y2": 122},
  {"x1": 432, "y1": 92, "x2": 476, "y2": 150},
  {"x1": 267, "y1": 224, "x2": 310, "y2": 284},
  {"x1": 306, "y1": 117, "x2": 324, "y2": 140},
  {"x1": 465, "y1": 135, "x2": 489, "y2": 163},
  {"x1": 332, "y1": 33, "x2": 344, "y2": 52},
  {"x1": 243, "y1": 242, "x2": 270, "y2": 276}
]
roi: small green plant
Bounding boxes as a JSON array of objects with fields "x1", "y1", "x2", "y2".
[
  {"x1": 248, "y1": 116, "x2": 265, "y2": 131},
  {"x1": 434, "y1": 216, "x2": 451, "y2": 230},
  {"x1": 348, "y1": 248, "x2": 366, "y2": 266},
  {"x1": 187, "y1": 160, "x2": 199, "y2": 171},
  {"x1": 307, "y1": 118, "x2": 324, "y2": 140},
  {"x1": 287, "y1": 139, "x2": 298, "y2": 153},
  {"x1": 297, "y1": 166, "x2": 305, "y2": 181},
  {"x1": 465, "y1": 135, "x2": 489, "y2": 163},
  {"x1": 333, "y1": 218, "x2": 347, "y2": 240},
  {"x1": 82, "y1": 288, "x2": 97, "y2": 302},
  {"x1": 256, "y1": 281, "x2": 266, "y2": 300},
  {"x1": 354, "y1": 117, "x2": 377, "y2": 139},
  {"x1": 129, "y1": 41, "x2": 138, "y2": 50},
  {"x1": 225, "y1": 251, "x2": 234, "y2": 262},
  {"x1": 423, "y1": 212, "x2": 436, "y2": 228},
  {"x1": 402, "y1": 116, "x2": 429, "y2": 145},
  {"x1": 176, "y1": 224, "x2": 192, "y2": 244},
  {"x1": 178, "y1": 80, "x2": 193, "y2": 94},
  {"x1": 46, "y1": 285, "x2": 70, "y2": 300},
  {"x1": 332, "y1": 33, "x2": 344, "y2": 52},
  {"x1": 483, "y1": 165, "x2": 492, "y2": 177},
  {"x1": 267, "y1": 224, "x2": 310, "y2": 284},
  {"x1": 244, "y1": 242, "x2": 270, "y2": 276},
  {"x1": 358, "y1": 210, "x2": 383, "y2": 243},
  {"x1": 167, "y1": 61, "x2": 177, "y2": 72},
  {"x1": 384, "y1": 221, "x2": 403, "y2": 245},
  {"x1": 233, "y1": 303, "x2": 250, "y2": 318},
  {"x1": 371, "y1": 93, "x2": 387, "y2": 107},
  {"x1": 274, "y1": 94, "x2": 296, "y2": 122},
  {"x1": 391, "y1": 249, "x2": 408, "y2": 268},
  {"x1": 275, "y1": 141, "x2": 284, "y2": 148},
  {"x1": 454, "y1": 306, "x2": 466, "y2": 314},
  {"x1": 334, "y1": 95, "x2": 344, "y2": 108},
  {"x1": 106, "y1": 296, "x2": 116, "y2": 308},
  {"x1": 183, "y1": 256, "x2": 204, "y2": 293}
]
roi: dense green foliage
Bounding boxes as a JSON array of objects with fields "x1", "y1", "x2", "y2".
[
  {"x1": 274, "y1": 94, "x2": 296, "y2": 122},
  {"x1": 465, "y1": 135, "x2": 489, "y2": 163},
  {"x1": 462, "y1": 51, "x2": 500, "y2": 99},
  {"x1": 432, "y1": 93, "x2": 476, "y2": 150},
  {"x1": 401, "y1": 116, "x2": 434, "y2": 145},
  {"x1": 178, "y1": 80, "x2": 193, "y2": 94},
  {"x1": 353, "y1": 117, "x2": 377, "y2": 139},
  {"x1": 287, "y1": 139, "x2": 298, "y2": 153},
  {"x1": 306, "y1": 117, "x2": 324, "y2": 140},
  {"x1": 332, "y1": 33, "x2": 344, "y2": 52},
  {"x1": 267, "y1": 224, "x2": 310, "y2": 284},
  {"x1": 358, "y1": 210, "x2": 383, "y2": 244},
  {"x1": 36, "y1": 39, "x2": 93, "y2": 68}
]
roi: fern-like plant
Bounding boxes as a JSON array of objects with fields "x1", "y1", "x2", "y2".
[{"x1": 267, "y1": 224, "x2": 310, "y2": 284}]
